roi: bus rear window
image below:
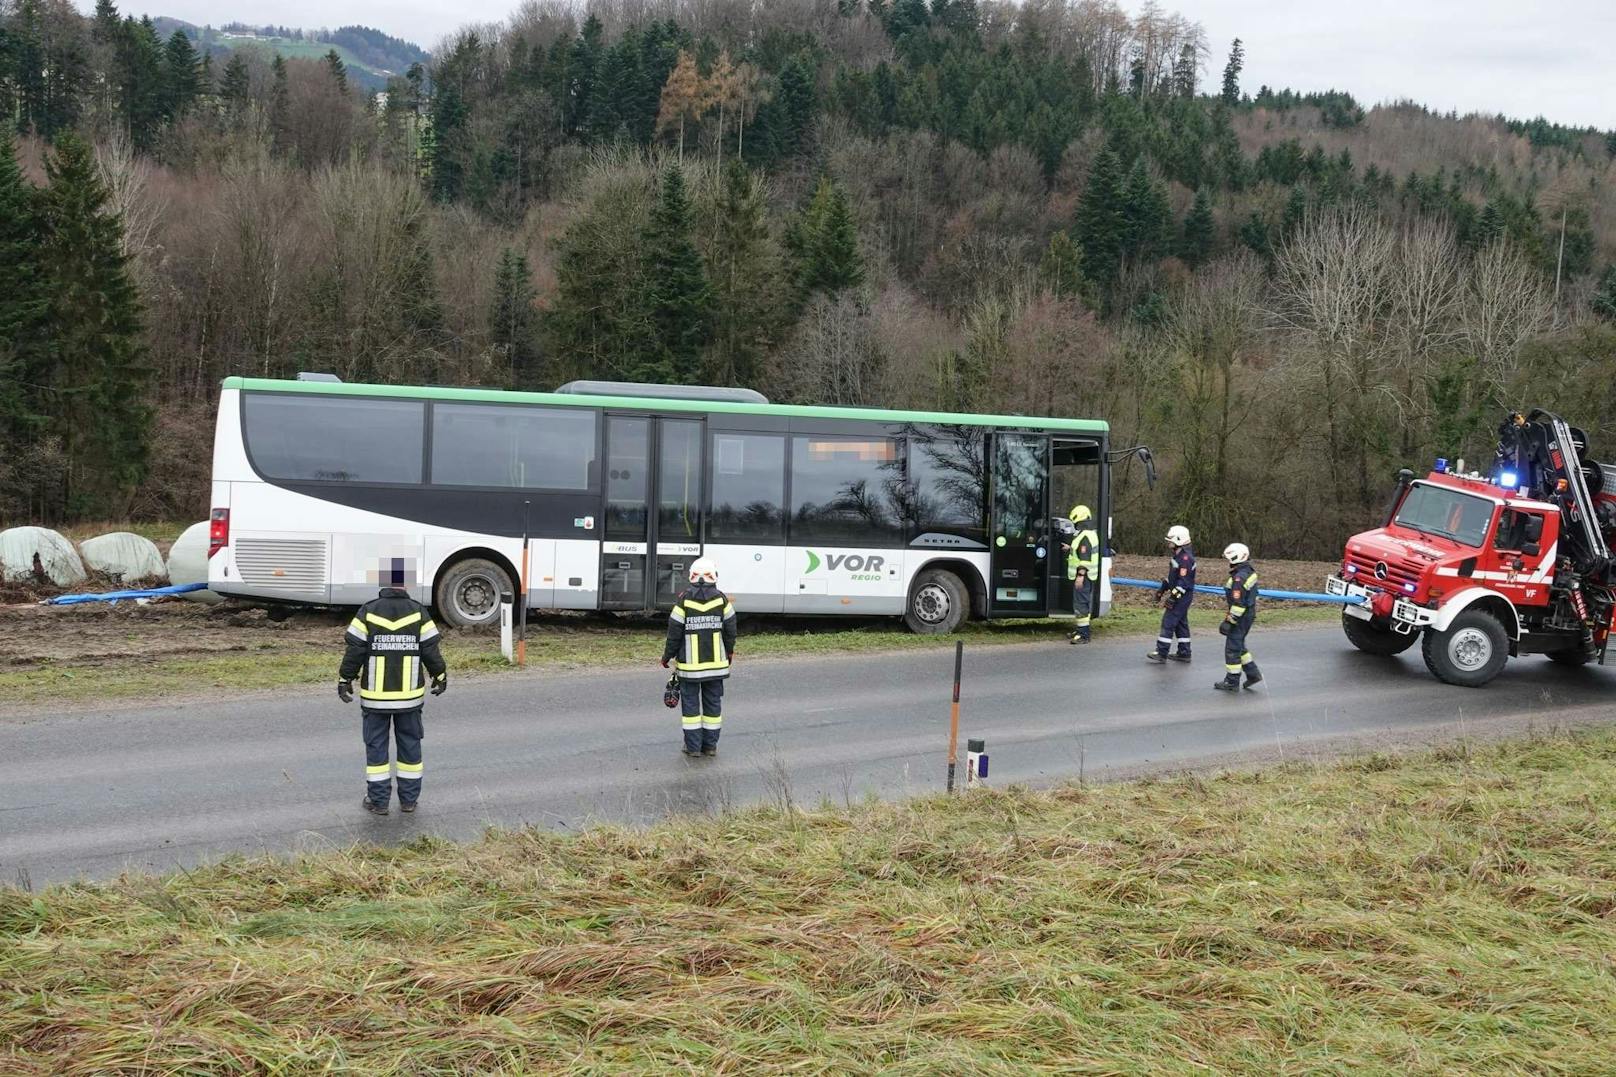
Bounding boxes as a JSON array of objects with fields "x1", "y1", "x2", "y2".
[
  {"x1": 431, "y1": 403, "x2": 597, "y2": 490},
  {"x1": 243, "y1": 393, "x2": 424, "y2": 484}
]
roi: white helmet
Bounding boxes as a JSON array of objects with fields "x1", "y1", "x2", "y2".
[
  {"x1": 1223, "y1": 542, "x2": 1250, "y2": 564},
  {"x1": 688, "y1": 557, "x2": 718, "y2": 584},
  {"x1": 1165, "y1": 525, "x2": 1191, "y2": 547}
]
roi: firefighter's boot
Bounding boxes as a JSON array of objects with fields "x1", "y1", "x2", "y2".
[{"x1": 1243, "y1": 664, "x2": 1263, "y2": 689}]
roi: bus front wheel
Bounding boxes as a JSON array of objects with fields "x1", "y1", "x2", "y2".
[
  {"x1": 436, "y1": 557, "x2": 514, "y2": 630},
  {"x1": 906, "y1": 569, "x2": 967, "y2": 635}
]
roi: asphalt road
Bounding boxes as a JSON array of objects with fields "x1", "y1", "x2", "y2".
[{"x1": 4, "y1": 624, "x2": 1615, "y2": 889}]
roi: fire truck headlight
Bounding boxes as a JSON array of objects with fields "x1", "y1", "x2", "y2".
[
  {"x1": 1402, "y1": 582, "x2": 1416, "y2": 594},
  {"x1": 1499, "y1": 471, "x2": 1518, "y2": 488},
  {"x1": 1345, "y1": 564, "x2": 1357, "y2": 574}
]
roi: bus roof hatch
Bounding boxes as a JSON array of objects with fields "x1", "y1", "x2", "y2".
[{"x1": 554, "y1": 380, "x2": 768, "y2": 405}]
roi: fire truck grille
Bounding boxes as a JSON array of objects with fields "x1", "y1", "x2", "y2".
[{"x1": 1346, "y1": 552, "x2": 1420, "y2": 589}]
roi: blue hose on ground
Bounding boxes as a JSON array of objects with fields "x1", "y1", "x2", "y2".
[
  {"x1": 45, "y1": 582, "x2": 208, "y2": 606},
  {"x1": 1110, "y1": 576, "x2": 1364, "y2": 606}
]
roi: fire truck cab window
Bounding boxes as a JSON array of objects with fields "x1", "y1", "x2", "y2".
[
  {"x1": 1495, "y1": 510, "x2": 1543, "y2": 551},
  {"x1": 1395, "y1": 484, "x2": 1494, "y2": 548}
]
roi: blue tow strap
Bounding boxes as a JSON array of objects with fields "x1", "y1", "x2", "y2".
[
  {"x1": 1111, "y1": 577, "x2": 1364, "y2": 606},
  {"x1": 45, "y1": 582, "x2": 209, "y2": 606}
]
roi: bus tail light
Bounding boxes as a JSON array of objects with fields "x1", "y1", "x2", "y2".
[{"x1": 208, "y1": 508, "x2": 230, "y2": 558}]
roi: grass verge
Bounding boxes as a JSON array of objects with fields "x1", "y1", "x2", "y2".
[
  {"x1": 3, "y1": 729, "x2": 1614, "y2": 1072},
  {"x1": 0, "y1": 605, "x2": 1339, "y2": 707}
]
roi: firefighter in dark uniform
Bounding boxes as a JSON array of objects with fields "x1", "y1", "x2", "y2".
[
  {"x1": 662, "y1": 557, "x2": 738, "y2": 757},
  {"x1": 1146, "y1": 525, "x2": 1196, "y2": 664},
  {"x1": 1062, "y1": 504, "x2": 1099, "y2": 644},
  {"x1": 1215, "y1": 543, "x2": 1263, "y2": 692},
  {"x1": 339, "y1": 585, "x2": 447, "y2": 814}
]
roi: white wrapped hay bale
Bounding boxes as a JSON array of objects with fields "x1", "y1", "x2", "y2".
[
  {"x1": 0, "y1": 526, "x2": 88, "y2": 586},
  {"x1": 81, "y1": 531, "x2": 167, "y2": 583},
  {"x1": 166, "y1": 520, "x2": 224, "y2": 604}
]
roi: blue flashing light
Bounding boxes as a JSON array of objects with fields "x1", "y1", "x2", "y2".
[
  {"x1": 1498, "y1": 471, "x2": 1518, "y2": 489},
  {"x1": 1434, "y1": 457, "x2": 1448, "y2": 473}
]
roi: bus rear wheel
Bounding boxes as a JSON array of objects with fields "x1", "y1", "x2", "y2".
[
  {"x1": 906, "y1": 569, "x2": 967, "y2": 635},
  {"x1": 436, "y1": 558, "x2": 514, "y2": 630}
]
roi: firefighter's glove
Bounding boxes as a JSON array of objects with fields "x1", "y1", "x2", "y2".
[
  {"x1": 1168, "y1": 586, "x2": 1185, "y2": 603},
  {"x1": 337, "y1": 680, "x2": 354, "y2": 704},
  {"x1": 431, "y1": 672, "x2": 448, "y2": 696},
  {"x1": 1217, "y1": 620, "x2": 1232, "y2": 637},
  {"x1": 660, "y1": 657, "x2": 670, "y2": 669}
]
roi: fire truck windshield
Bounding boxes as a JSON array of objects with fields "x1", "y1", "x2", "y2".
[{"x1": 1393, "y1": 483, "x2": 1495, "y2": 547}]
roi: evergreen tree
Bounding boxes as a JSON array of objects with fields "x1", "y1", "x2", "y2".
[
  {"x1": 642, "y1": 167, "x2": 712, "y2": 382},
  {"x1": 707, "y1": 160, "x2": 785, "y2": 386},
  {"x1": 1120, "y1": 157, "x2": 1169, "y2": 263},
  {"x1": 269, "y1": 54, "x2": 291, "y2": 156},
  {"x1": 1074, "y1": 148, "x2": 1126, "y2": 289},
  {"x1": 1220, "y1": 38, "x2": 1243, "y2": 105},
  {"x1": 789, "y1": 175, "x2": 866, "y2": 302},
  {"x1": 0, "y1": 130, "x2": 49, "y2": 450},
  {"x1": 161, "y1": 30, "x2": 201, "y2": 120},
  {"x1": 1593, "y1": 264, "x2": 1616, "y2": 322},
  {"x1": 489, "y1": 247, "x2": 541, "y2": 387},
  {"x1": 1281, "y1": 185, "x2": 1308, "y2": 238},
  {"x1": 429, "y1": 36, "x2": 478, "y2": 201},
  {"x1": 1237, "y1": 210, "x2": 1269, "y2": 257},
  {"x1": 123, "y1": 16, "x2": 166, "y2": 148},
  {"x1": 324, "y1": 48, "x2": 348, "y2": 94},
  {"x1": 220, "y1": 52, "x2": 250, "y2": 113},
  {"x1": 1180, "y1": 188, "x2": 1215, "y2": 266},
  {"x1": 1171, "y1": 42, "x2": 1197, "y2": 99},
  {"x1": 38, "y1": 133, "x2": 150, "y2": 516},
  {"x1": 1038, "y1": 231, "x2": 1085, "y2": 298}
]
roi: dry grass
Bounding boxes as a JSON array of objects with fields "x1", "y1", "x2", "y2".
[{"x1": 3, "y1": 730, "x2": 1615, "y2": 1073}]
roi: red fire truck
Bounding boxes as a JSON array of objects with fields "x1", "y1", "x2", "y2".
[{"x1": 1326, "y1": 410, "x2": 1616, "y2": 687}]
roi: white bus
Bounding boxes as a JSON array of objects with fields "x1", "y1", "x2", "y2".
[{"x1": 207, "y1": 376, "x2": 1129, "y2": 633}]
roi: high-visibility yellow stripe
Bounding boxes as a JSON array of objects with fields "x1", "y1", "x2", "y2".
[
  {"x1": 395, "y1": 760, "x2": 423, "y2": 775},
  {"x1": 1230, "y1": 605, "x2": 1247, "y2": 616},
  {"x1": 366, "y1": 764, "x2": 391, "y2": 774},
  {"x1": 348, "y1": 617, "x2": 368, "y2": 637},
  {"x1": 681, "y1": 715, "x2": 701, "y2": 728},
  {"x1": 365, "y1": 610, "x2": 422, "y2": 631},
  {"x1": 684, "y1": 596, "x2": 725, "y2": 612},
  {"x1": 1241, "y1": 652, "x2": 1254, "y2": 664},
  {"x1": 1225, "y1": 663, "x2": 1243, "y2": 673},
  {"x1": 362, "y1": 685, "x2": 427, "y2": 700},
  {"x1": 671, "y1": 606, "x2": 686, "y2": 622},
  {"x1": 723, "y1": 603, "x2": 735, "y2": 618}
]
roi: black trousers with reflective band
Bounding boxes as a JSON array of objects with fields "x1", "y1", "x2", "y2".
[
  {"x1": 1223, "y1": 618, "x2": 1258, "y2": 681},
  {"x1": 363, "y1": 707, "x2": 423, "y2": 804},
  {"x1": 679, "y1": 679, "x2": 724, "y2": 752}
]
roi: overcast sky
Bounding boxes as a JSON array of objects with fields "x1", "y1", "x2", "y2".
[{"x1": 99, "y1": 0, "x2": 1614, "y2": 129}]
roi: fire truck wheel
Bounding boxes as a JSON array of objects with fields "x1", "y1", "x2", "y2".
[
  {"x1": 1341, "y1": 612, "x2": 1419, "y2": 657},
  {"x1": 1546, "y1": 648, "x2": 1593, "y2": 667},
  {"x1": 1422, "y1": 608, "x2": 1509, "y2": 687}
]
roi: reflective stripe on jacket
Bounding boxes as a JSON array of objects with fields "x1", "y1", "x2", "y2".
[
  {"x1": 664, "y1": 584, "x2": 738, "y2": 681},
  {"x1": 1066, "y1": 528, "x2": 1099, "y2": 581},
  {"x1": 340, "y1": 588, "x2": 447, "y2": 710},
  {"x1": 1225, "y1": 563, "x2": 1259, "y2": 621}
]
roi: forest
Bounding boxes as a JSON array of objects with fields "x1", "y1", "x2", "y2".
[{"x1": 1, "y1": 0, "x2": 1614, "y2": 557}]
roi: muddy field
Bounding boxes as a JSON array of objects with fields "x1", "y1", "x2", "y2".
[{"x1": 0, "y1": 554, "x2": 1341, "y2": 674}]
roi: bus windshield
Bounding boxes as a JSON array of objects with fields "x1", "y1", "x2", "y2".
[{"x1": 1394, "y1": 484, "x2": 1494, "y2": 547}]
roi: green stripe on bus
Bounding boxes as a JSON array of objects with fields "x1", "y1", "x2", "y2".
[{"x1": 221, "y1": 377, "x2": 1109, "y2": 434}]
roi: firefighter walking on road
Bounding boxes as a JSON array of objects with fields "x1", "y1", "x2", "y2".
[
  {"x1": 1215, "y1": 543, "x2": 1263, "y2": 692},
  {"x1": 1146, "y1": 525, "x2": 1196, "y2": 664},
  {"x1": 339, "y1": 585, "x2": 447, "y2": 814},
  {"x1": 662, "y1": 557, "x2": 738, "y2": 757},
  {"x1": 1063, "y1": 504, "x2": 1099, "y2": 644}
]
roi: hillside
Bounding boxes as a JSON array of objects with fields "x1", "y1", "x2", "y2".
[
  {"x1": 2, "y1": 0, "x2": 1614, "y2": 555},
  {"x1": 153, "y1": 17, "x2": 428, "y2": 90}
]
